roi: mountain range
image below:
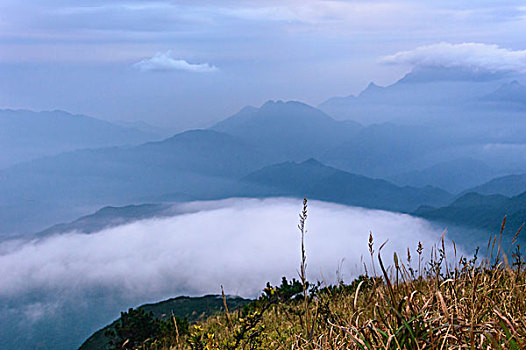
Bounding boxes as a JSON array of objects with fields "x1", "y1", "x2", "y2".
[
  {"x1": 3, "y1": 66, "x2": 526, "y2": 350},
  {"x1": 0, "y1": 109, "x2": 160, "y2": 169},
  {"x1": 3, "y1": 68, "x2": 526, "y2": 239},
  {"x1": 416, "y1": 191, "x2": 526, "y2": 247}
]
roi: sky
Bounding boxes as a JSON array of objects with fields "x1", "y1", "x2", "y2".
[{"x1": 1, "y1": 0, "x2": 526, "y2": 130}]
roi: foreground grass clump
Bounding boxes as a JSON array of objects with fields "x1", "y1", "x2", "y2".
[{"x1": 116, "y1": 202, "x2": 526, "y2": 349}]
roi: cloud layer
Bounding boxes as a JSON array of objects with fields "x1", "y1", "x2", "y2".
[
  {"x1": 0, "y1": 198, "x2": 457, "y2": 349},
  {"x1": 382, "y1": 42, "x2": 526, "y2": 74},
  {"x1": 134, "y1": 51, "x2": 217, "y2": 72},
  {"x1": 0, "y1": 198, "x2": 448, "y2": 299}
]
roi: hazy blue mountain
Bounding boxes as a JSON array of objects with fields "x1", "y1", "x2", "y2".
[
  {"x1": 242, "y1": 158, "x2": 452, "y2": 212},
  {"x1": 211, "y1": 100, "x2": 362, "y2": 161},
  {"x1": 319, "y1": 123, "x2": 456, "y2": 177},
  {"x1": 464, "y1": 174, "x2": 526, "y2": 197},
  {"x1": 317, "y1": 67, "x2": 526, "y2": 179},
  {"x1": 416, "y1": 192, "x2": 526, "y2": 243},
  {"x1": 0, "y1": 109, "x2": 160, "y2": 168},
  {"x1": 79, "y1": 295, "x2": 250, "y2": 350},
  {"x1": 318, "y1": 66, "x2": 520, "y2": 125},
  {"x1": 37, "y1": 204, "x2": 172, "y2": 237},
  {"x1": 28, "y1": 158, "x2": 453, "y2": 240},
  {"x1": 114, "y1": 120, "x2": 176, "y2": 138},
  {"x1": 0, "y1": 130, "x2": 270, "y2": 237},
  {"x1": 388, "y1": 158, "x2": 499, "y2": 193},
  {"x1": 481, "y1": 80, "x2": 526, "y2": 108}
]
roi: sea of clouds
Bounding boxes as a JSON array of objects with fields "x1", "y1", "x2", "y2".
[{"x1": 0, "y1": 198, "x2": 455, "y2": 349}]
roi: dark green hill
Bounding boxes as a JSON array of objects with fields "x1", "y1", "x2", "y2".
[
  {"x1": 243, "y1": 159, "x2": 452, "y2": 212},
  {"x1": 79, "y1": 295, "x2": 250, "y2": 350}
]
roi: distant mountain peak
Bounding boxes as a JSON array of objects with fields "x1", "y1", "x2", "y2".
[
  {"x1": 359, "y1": 82, "x2": 385, "y2": 97},
  {"x1": 397, "y1": 66, "x2": 507, "y2": 83},
  {"x1": 482, "y1": 79, "x2": 526, "y2": 104},
  {"x1": 260, "y1": 99, "x2": 315, "y2": 111},
  {"x1": 262, "y1": 99, "x2": 284, "y2": 107},
  {"x1": 300, "y1": 158, "x2": 325, "y2": 167}
]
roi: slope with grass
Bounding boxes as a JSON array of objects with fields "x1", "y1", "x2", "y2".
[
  {"x1": 94, "y1": 231, "x2": 526, "y2": 349},
  {"x1": 79, "y1": 295, "x2": 251, "y2": 350}
]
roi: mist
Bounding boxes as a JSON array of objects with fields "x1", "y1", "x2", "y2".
[{"x1": 0, "y1": 198, "x2": 457, "y2": 349}]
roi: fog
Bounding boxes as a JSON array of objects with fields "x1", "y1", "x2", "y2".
[
  {"x1": 0, "y1": 198, "x2": 452, "y2": 299},
  {"x1": 0, "y1": 198, "x2": 458, "y2": 349}
]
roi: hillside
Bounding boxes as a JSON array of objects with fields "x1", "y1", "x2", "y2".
[
  {"x1": 83, "y1": 231, "x2": 526, "y2": 349},
  {"x1": 243, "y1": 158, "x2": 452, "y2": 212},
  {"x1": 79, "y1": 295, "x2": 251, "y2": 350}
]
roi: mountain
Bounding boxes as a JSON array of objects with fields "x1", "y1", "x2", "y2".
[
  {"x1": 242, "y1": 158, "x2": 452, "y2": 212},
  {"x1": 79, "y1": 295, "x2": 250, "y2": 350},
  {"x1": 318, "y1": 66, "x2": 508, "y2": 124},
  {"x1": 464, "y1": 174, "x2": 526, "y2": 197},
  {"x1": 211, "y1": 100, "x2": 361, "y2": 161},
  {"x1": 388, "y1": 158, "x2": 498, "y2": 193},
  {"x1": 114, "y1": 120, "x2": 176, "y2": 138},
  {"x1": 319, "y1": 123, "x2": 451, "y2": 177},
  {"x1": 318, "y1": 68, "x2": 526, "y2": 179},
  {"x1": 482, "y1": 80, "x2": 526, "y2": 108},
  {"x1": 0, "y1": 109, "x2": 160, "y2": 169},
  {"x1": 416, "y1": 192, "x2": 526, "y2": 242},
  {"x1": 0, "y1": 129, "x2": 270, "y2": 237},
  {"x1": 31, "y1": 158, "x2": 453, "y2": 240},
  {"x1": 37, "y1": 203, "x2": 172, "y2": 237}
]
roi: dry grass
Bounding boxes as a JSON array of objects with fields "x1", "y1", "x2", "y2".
[{"x1": 138, "y1": 210, "x2": 526, "y2": 350}]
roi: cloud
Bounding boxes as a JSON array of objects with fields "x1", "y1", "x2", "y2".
[
  {"x1": 0, "y1": 198, "x2": 451, "y2": 299},
  {"x1": 0, "y1": 198, "x2": 458, "y2": 348},
  {"x1": 381, "y1": 42, "x2": 526, "y2": 74},
  {"x1": 133, "y1": 51, "x2": 218, "y2": 72}
]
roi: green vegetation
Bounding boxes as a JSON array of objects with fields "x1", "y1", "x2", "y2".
[
  {"x1": 79, "y1": 296, "x2": 251, "y2": 350},
  {"x1": 88, "y1": 199, "x2": 526, "y2": 349}
]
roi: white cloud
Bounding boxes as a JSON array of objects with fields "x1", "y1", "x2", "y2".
[
  {"x1": 381, "y1": 42, "x2": 526, "y2": 74},
  {"x1": 0, "y1": 198, "x2": 461, "y2": 348},
  {"x1": 134, "y1": 51, "x2": 218, "y2": 72},
  {"x1": 0, "y1": 198, "x2": 450, "y2": 300}
]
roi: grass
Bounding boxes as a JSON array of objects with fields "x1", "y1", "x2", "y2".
[{"x1": 111, "y1": 200, "x2": 526, "y2": 349}]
